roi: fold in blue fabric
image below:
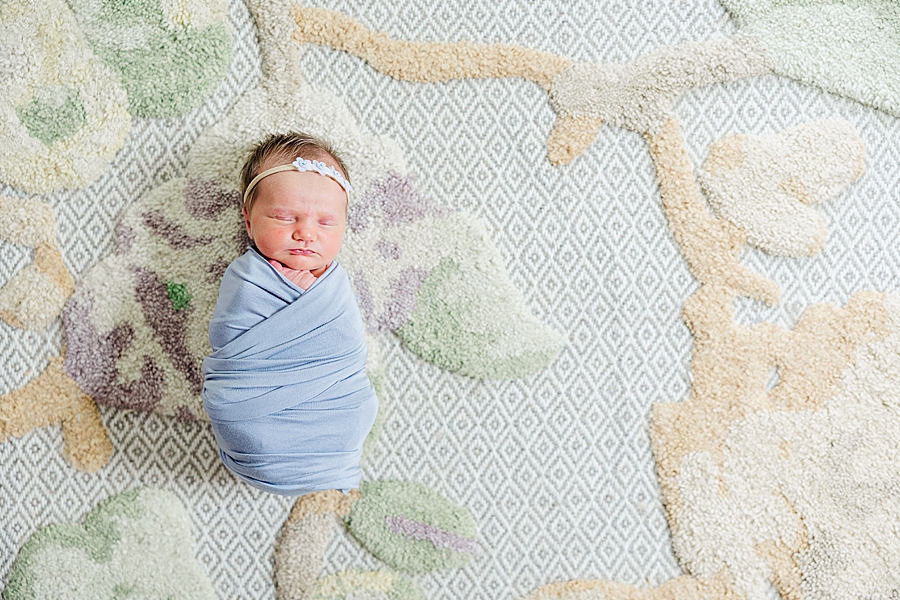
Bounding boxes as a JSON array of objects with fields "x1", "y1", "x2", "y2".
[{"x1": 202, "y1": 248, "x2": 378, "y2": 496}]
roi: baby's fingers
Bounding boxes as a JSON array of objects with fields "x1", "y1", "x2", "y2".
[
  {"x1": 268, "y1": 259, "x2": 314, "y2": 290},
  {"x1": 297, "y1": 271, "x2": 316, "y2": 290},
  {"x1": 269, "y1": 259, "x2": 298, "y2": 276}
]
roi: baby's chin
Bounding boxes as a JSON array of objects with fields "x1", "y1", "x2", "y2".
[{"x1": 277, "y1": 255, "x2": 330, "y2": 275}]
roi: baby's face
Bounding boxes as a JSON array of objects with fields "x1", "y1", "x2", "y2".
[{"x1": 243, "y1": 165, "x2": 347, "y2": 277}]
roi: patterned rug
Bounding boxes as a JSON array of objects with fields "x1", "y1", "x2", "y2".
[{"x1": 3, "y1": 0, "x2": 900, "y2": 598}]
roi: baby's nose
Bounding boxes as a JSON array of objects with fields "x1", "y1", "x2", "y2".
[{"x1": 293, "y1": 223, "x2": 315, "y2": 241}]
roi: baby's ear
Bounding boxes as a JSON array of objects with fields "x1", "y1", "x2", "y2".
[{"x1": 242, "y1": 208, "x2": 252, "y2": 239}]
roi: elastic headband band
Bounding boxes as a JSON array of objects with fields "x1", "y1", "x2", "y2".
[{"x1": 243, "y1": 157, "x2": 352, "y2": 207}]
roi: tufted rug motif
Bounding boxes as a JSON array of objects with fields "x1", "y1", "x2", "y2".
[{"x1": 3, "y1": 0, "x2": 900, "y2": 599}]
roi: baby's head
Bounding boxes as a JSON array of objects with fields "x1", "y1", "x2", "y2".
[{"x1": 240, "y1": 132, "x2": 351, "y2": 277}]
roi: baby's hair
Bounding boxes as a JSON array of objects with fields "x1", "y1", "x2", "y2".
[{"x1": 240, "y1": 131, "x2": 351, "y2": 214}]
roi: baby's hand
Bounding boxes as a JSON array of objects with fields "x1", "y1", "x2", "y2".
[{"x1": 268, "y1": 260, "x2": 316, "y2": 290}]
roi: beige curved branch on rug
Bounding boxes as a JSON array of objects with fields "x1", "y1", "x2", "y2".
[
  {"x1": 0, "y1": 195, "x2": 109, "y2": 471},
  {"x1": 275, "y1": 489, "x2": 361, "y2": 600},
  {"x1": 0, "y1": 356, "x2": 112, "y2": 472},
  {"x1": 649, "y1": 116, "x2": 878, "y2": 476},
  {"x1": 644, "y1": 115, "x2": 888, "y2": 511},
  {"x1": 549, "y1": 36, "x2": 771, "y2": 164},
  {"x1": 642, "y1": 113, "x2": 897, "y2": 599},
  {"x1": 293, "y1": 6, "x2": 571, "y2": 89},
  {"x1": 646, "y1": 119, "x2": 780, "y2": 305},
  {"x1": 644, "y1": 116, "x2": 895, "y2": 600},
  {"x1": 292, "y1": 7, "x2": 771, "y2": 166}
]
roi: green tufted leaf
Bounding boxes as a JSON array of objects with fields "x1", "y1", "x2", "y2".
[
  {"x1": 16, "y1": 89, "x2": 86, "y2": 146},
  {"x1": 67, "y1": 0, "x2": 232, "y2": 118},
  {"x1": 345, "y1": 481, "x2": 478, "y2": 574},
  {"x1": 4, "y1": 488, "x2": 215, "y2": 600},
  {"x1": 397, "y1": 253, "x2": 565, "y2": 380},
  {"x1": 720, "y1": 0, "x2": 900, "y2": 116},
  {"x1": 0, "y1": 0, "x2": 131, "y2": 193}
]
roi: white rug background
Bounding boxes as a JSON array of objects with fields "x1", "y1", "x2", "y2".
[{"x1": 3, "y1": 0, "x2": 900, "y2": 598}]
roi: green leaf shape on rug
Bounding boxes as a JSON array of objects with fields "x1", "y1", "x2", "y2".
[
  {"x1": 720, "y1": 0, "x2": 900, "y2": 116},
  {"x1": 16, "y1": 88, "x2": 86, "y2": 147},
  {"x1": 0, "y1": 0, "x2": 131, "y2": 193},
  {"x1": 345, "y1": 481, "x2": 478, "y2": 574},
  {"x1": 342, "y1": 184, "x2": 565, "y2": 380},
  {"x1": 66, "y1": 0, "x2": 232, "y2": 118},
  {"x1": 396, "y1": 246, "x2": 565, "y2": 379},
  {"x1": 4, "y1": 488, "x2": 215, "y2": 600},
  {"x1": 313, "y1": 570, "x2": 424, "y2": 600}
]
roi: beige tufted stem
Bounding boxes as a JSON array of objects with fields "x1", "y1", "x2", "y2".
[{"x1": 0, "y1": 356, "x2": 112, "y2": 472}]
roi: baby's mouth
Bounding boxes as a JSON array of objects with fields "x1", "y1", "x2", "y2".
[{"x1": 289, "y1": 249, "x2": 316, "y2": 256}]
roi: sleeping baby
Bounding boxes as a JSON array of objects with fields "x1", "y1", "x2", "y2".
[{"x1": 201, "y1": 132, "x2": 377, "y2": 496}]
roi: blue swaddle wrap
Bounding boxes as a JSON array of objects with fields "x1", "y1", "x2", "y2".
[{"x1": 201, "y1": 248, "x2": 378, "y2": 496}]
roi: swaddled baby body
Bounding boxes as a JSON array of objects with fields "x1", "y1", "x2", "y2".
[{"x1": 201, "y1": 132, "x2": 377, "y2": 496}]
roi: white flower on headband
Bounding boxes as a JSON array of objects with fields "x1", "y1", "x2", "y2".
[{"x1": 292, "y1": 157, "x2": 353, "y2": 194}]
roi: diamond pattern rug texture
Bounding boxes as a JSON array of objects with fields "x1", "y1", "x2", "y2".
[{"x1": 3, "y1": 0, "x2": 900, "y2": 598}]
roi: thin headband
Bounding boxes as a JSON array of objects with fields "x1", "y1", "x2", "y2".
[{"x1": 243, "y1": 157, "x2": 352, "y2": 206}]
